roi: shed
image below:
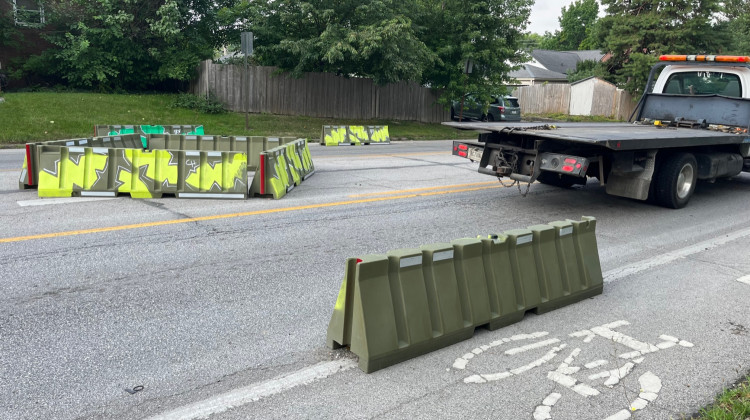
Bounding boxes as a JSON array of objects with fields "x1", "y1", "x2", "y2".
[{"x1": 569, "y1": 77, "x2": 621, "y2": 117}]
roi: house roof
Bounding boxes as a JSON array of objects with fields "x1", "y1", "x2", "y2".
[
  {"x1": 521, "y1": 50, "x2": 606, "y2": 76},
  {"x1": 509, "y1": 64, "x2": 568, "y2": 81}
]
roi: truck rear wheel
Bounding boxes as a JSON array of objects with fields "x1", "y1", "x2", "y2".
[{"x1": 653, "y1": 153, "x2": 697, "y2": 209}]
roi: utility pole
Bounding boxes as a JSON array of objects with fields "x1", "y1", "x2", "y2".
[{"x1": 241, "y1": 32, "x2": 254, "y2": 131}]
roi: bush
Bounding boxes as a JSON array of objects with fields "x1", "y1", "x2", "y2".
[{"x1": 170, "y1": 93, "x2": 226, "y2": 114}]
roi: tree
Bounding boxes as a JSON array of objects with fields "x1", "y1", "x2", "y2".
[
  {"x1": 27, "y1": 0, "x2": 233, "y2": 91},
  {"x1": 543, "y1": 0, "x2": 599, "y2": 51},
  {"x1": 220, "y1": 0, "x2": 437, "y2": 85},
  {"x1": 596, "y1": 0, "x2": 727, "y2": 94},
  {"x1": 416, "y1": 0, "x2": 532, "y2": 106}
]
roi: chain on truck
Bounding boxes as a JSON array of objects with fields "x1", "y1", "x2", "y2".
[{"x1": 447, "y1": 55, "x2": 750, "y2": 209}]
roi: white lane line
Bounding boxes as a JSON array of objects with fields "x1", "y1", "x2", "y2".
[
  {"x1": 603, "y1": 226, "x2": 750, "y2": 283},
  {"x1": 18, "y1": 197, "x2": 119, "y2": 206},
  {"x1": 738, "y1": 275, "x2": 750, "y2": 286},
  {"x1": 147, "y1": 359, "x2": 357, "y2": 420}
]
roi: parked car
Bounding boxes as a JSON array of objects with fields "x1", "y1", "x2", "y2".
[{"x1": 450, "y1": 95, "x2": 522, "y2": 122}]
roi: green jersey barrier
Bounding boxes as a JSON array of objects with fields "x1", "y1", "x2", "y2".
[
  {"x1": 36, "y1": 146, "x2": 248, "y2": 199},
  {"x1": 249, "y1": 139, "x2": 315, "y2": 199},
  {"x1": 326, "y1": 217, "x2": 603, "y2": 373},
  {"x1": 321, "y1": 125, "x2": 390, "y2": 146},
  {"x1": 94, "y1": 124, "x2": 205, "y2": 138}
]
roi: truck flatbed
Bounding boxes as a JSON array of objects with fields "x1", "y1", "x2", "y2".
[{"x1": 442, "y1": 121, "x2": 750, "y2": 151}]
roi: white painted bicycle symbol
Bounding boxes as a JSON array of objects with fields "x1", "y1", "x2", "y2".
[{"x1": 451, "y1": 320, "x2": 694, "y2": 420}]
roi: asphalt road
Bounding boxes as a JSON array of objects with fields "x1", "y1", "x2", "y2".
[{"x1": 0, "y1": 142, "x2": 748, "y2": 420}]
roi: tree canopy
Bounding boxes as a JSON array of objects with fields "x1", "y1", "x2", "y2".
[{"x1": 540, "y1": 0, "x2": 599, "y2": 51}]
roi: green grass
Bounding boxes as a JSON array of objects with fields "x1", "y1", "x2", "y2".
[
  {"x1": 0, "y1": 92, "x2": 479, "y2": 145},
  {"x1": 695, "y1": 375, "x2": 750, "y2": 420}
]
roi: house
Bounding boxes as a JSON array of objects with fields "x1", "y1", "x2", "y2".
[{"x1": 510, "y1": 49, "x2": 606, "y2": 86}]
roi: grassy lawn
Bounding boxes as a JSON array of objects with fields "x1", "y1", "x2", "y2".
[
  {"x1": 696, "y1": 375, "x2": 750, "y2": 419},
  {"x1": 0, "y1": 92, "x2": 480, "y2": 146}
]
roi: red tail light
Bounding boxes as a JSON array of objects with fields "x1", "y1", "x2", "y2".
[
  {"x1": 458, "y1": 151, "x2": 468, "y2": 157},
  {"x1": 458, "y1": 144, "x2": 468, "y2": 150},
  {"x1": 498, "y1": 106, "x2": 505, "y2": 114},
  {"x1": 562, "y1": 165, "x2": 574, "y2": 172}
]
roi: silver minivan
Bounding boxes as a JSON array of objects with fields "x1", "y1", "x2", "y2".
[{"x1": 451, "y1": 95, "x2": 522, "y2": 122}]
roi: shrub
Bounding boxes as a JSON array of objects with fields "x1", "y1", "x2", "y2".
[{"x1": 170, "y1": 93, "x2": 226, "y2": 114}]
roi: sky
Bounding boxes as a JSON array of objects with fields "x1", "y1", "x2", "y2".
[{"x1": 527, "y1": 0, "x2": 577, "y2": 34}]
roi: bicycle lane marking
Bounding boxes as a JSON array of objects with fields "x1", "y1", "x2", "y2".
[{"x1": 450, "y1": 320, "x2": 694, "y2": 420}]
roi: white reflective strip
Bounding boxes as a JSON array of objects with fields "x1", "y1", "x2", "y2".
[
  {"x1": 433, "y1": 250, "x2": 454, "y2": 261},
  {"x1": 187, "y1": 136, "x2": 197, "y2": 140},
  {"x1": 268, "y1": 137, "x2": 279, "y2": 142},
  {"x1": 186, "y1": 151, "x2": 200, "y2": 157},
  {"x1": 516, "y1": 235, "x2": 532, "y2": 245},
  {"x1": 303, "y1": 171, "x2": 316, "y2": 180},
  {"x1": 177, "y1": 193, "x2": 245, "y2": 199},
  {"x1": 68, "y1": 147, "x2": 85, "y2": 153},
  {"x1": 92, "y1": 148, "x2": 109, "y2": 154},
  {"x1": 66, "y1": 141, "x2": 75, "y2": 146},
  {"x1": 103, "y1": 138, "x2": 111, "y2": 142},
  {"x1": 207, "y1": 152, "x2": 222, "y2": 157},
  {"x1": 399, "y1": 256, "x2": 422, "y2": 268},
  {"x1": 559, "y1": 227, "x2": 573, "y2": 236},
  {"x1": 204, "y1": 136, "x2": 214, "y2": 140},
  {"x1": 80, "y1": 191, "x2": 117, "y2": 197},
  {"x1": 236, "y1": 137, "x2": 247, "y2": 141},
  {"x1": 79, "y1": 139, "x2": 88, "y2": 145}
]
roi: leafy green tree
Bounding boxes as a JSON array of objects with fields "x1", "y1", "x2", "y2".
[
  {"x1": 543, "y1": 0, "x2": 599, "y2": 51},
  {"x1": 415, "y1": 0, "x2": 532, "y2": 106},
  {"x1": 221, "y1": 0, "x2": 436, "y2": 85},
  {"x1": 29, "y1": 0, "x2": 232, "y2": 91},
  {"x1": 596, "y1": 0, "x2": 727, "y2": 94}
]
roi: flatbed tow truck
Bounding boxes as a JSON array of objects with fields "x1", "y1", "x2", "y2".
[{"x1": 447, "y1": 55, "x2": 750, "y2": 208}]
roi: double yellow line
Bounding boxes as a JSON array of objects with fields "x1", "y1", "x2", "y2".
[{"x1": 1, "y1": 181, "x2": 507, "y2": 244}]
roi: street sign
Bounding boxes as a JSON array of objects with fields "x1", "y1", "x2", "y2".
[{"x1": 241, "y1": 32, "x2": 253, "y2": 56}]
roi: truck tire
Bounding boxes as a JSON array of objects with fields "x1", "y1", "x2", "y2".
[
  {"x1": 653, "y1": 153, "x2": 697, "y2": 209},
  {"x1": 537, "y1": 172, "x2": 581, "y2": 188}
]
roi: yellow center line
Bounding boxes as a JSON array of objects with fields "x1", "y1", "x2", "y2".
[
  {"x1": 314, "y1": 151, "x2": 449, "y2": 160},
  {"x1": 349, "y1": 181, "x2": 500, "y2": 197},
  {"x1": 0, "y1": 184, "x2": 503, "y2": 244}
]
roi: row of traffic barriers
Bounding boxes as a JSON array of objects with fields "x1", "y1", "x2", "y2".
[
  {"x1": 326, "y1": 217, "x2": 603, "y2": 373},
  {"x1": 37, "y1": 147, "x2": 248, "y2": 199},
  {"x1": 20, "y1": 129, "x2": 315, "y2": 200},
  {"x1": 249, "y1": 139, "x2": 315, "y2": 199},
  {"x1": 321, "y1": 125, "x2": 390, "y2": 146},
  {"x1": 94, "y1": 124, "x2": 204, "y2": 137}
]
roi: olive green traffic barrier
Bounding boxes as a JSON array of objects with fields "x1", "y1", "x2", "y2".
[
  {"x1": 20, "y1": 134, "x2": 302, "y2": 189},
  {"x1": 326, "y1": 217, "x2": 603, "y2": 373},
  {"x1": 145, "y1": 134, "x2": 299, "y2": 171},
  {"x1": 321, "y1": 125, "x2": 390, "y2": 146},
  {"x1": 36, "y1": 145, "x2": 248, "y2": 199},
  {"x1": 94, "y1": 124, "x2": 204, "y2": 137},
  {"x1": 19, "y1": 134, "x2": 145, "y2": 189},
  {"x1": 249, "y1": 139, "x2": 315, "y2": 199}
]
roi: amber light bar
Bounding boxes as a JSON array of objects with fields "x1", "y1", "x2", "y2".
[{"x1": 659, "y1": 55, "x2": 750, "y2": 63}]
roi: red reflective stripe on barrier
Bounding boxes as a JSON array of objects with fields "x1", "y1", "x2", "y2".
[
  {"x1": 259, "y1": 153, "x2": 265, "y2": 195},
  {"x1": 25, "y1": 144, "x2": 33, "y2": 185},
  {"x1": 356, "y1": 258, "x2": 363, "y2": 264}
]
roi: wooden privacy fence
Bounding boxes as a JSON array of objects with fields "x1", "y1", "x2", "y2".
[
  {"x1": 190, "y1": 61, "x2": 449, "y2": 123},
  {"x1": 512, "y1": 84, "x2": 571, "y2": 115},
  {"x1": 512, "y1": 79, "x2": 638, "y2": 121}
]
